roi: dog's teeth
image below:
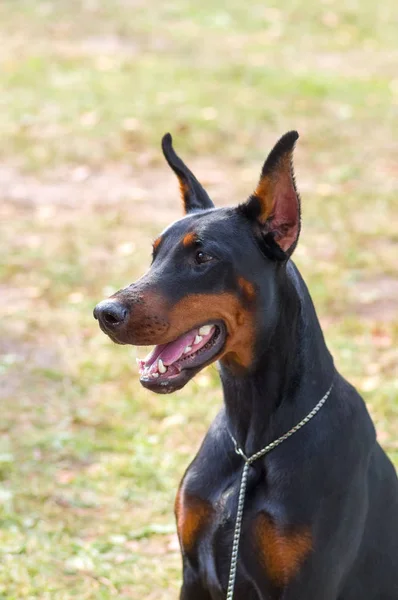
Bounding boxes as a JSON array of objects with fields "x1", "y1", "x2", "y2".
[
  {"x1": 199, "y1": 325, "x2": 212, "y2": 336},
  {"x1": 158, "y1": 359, "x2": 167, "y2": 373},
  {"x1": 194, "y1": 335, "x2": 203, "y2": 344},
  {"x1": 152, "y1": 372, "x2": 159, "y2": 378},
  {"x1": 184, "y1": 346, "x2": 192, "y2": 354}
]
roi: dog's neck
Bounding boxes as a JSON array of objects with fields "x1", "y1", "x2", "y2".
[{"x1": 219, "y1": 262, "x2": 334, "y2": 457}]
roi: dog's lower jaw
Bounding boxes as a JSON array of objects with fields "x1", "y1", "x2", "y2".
[{"x1": 140, "y1": 368, "x2": 194, "y2": 394}]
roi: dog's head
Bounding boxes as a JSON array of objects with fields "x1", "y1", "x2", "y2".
[{"x1": 94, "y1": 132, "x2": 301, "y2": 393}]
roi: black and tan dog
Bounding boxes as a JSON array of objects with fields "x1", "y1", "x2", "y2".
[{"x1": 94, "y1": 132, "x2": 398, "y2": 599}]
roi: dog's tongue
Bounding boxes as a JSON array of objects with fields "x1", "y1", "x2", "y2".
[
  {"x1": 144, "y1": 329, "x2": 198, "y2": 368},
  {"x1": 137, "y1": 324, "x2": 216, "y2": 378}
]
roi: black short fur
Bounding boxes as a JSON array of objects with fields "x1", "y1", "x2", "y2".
[{"x1": 94, "y1": 132, "x2": 398, "y2": 600}]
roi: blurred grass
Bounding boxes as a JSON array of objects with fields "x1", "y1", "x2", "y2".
[{"x1": 0, "y1": 1, "x2": 397, "y2": 598}]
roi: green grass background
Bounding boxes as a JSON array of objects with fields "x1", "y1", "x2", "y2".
[{"x1": 0, "y1": 1, "x2": 397, "y2": 598}]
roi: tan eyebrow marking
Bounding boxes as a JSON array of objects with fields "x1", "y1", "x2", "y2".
[
  {"x1": 182, "y1": 231, "x2": 199, "y2": 247},
  {"x1": 153, "y1": 236, "x2": 162, "y2": 252}
]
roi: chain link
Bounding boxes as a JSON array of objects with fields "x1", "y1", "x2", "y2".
[{"x1": 225, "y1": 379, "x2": 334, "y2": 600}]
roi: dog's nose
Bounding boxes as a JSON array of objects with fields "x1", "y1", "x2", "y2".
[{"x1": 93, "y1": 300, "x2": 128, "y2": 328}]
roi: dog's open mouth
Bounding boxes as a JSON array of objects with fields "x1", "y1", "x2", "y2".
[{"x1": 137, "y1": 321, "x2": 226, "y2": 393}]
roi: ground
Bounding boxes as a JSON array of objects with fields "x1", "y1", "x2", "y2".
[{"x1": 0, "y1": 1, "x2": 397, "y2": 598}]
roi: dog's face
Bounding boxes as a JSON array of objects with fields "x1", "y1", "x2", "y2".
[{"x1": 94, "y1": 132, "x2": 301, "y2": 393}]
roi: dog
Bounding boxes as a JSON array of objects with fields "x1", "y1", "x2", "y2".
[{"x1": 94, "y1": 131, "x2": 398, "y2": 599}]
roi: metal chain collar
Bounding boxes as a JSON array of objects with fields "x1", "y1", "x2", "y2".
[{"x1": 226, "y1": 379, "x2": 335, "y2": 600}]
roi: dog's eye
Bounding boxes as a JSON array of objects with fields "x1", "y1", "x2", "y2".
[{"x1": 195, "y1": 250, "x2": 214, "y2": 265}]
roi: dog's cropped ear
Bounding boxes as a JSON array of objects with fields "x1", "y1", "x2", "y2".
[
  {"x1": 161, "y1": 133, "x2": 214, "y2": 214},
  {"x1": 239, "y1": 131, "x2": 301, "y2": 260}
]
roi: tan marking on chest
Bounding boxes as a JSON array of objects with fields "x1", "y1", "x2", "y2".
[
  {"x1": 254, "y1": 513, "x2": 312, "y2": 586},
  {"x1": 175, "y1": 488, "x2": 213, "y2": 552}
]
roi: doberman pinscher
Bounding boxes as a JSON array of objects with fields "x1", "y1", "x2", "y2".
[{"x1": 94, "y1": 131, "x2": 398, "y2": 599}]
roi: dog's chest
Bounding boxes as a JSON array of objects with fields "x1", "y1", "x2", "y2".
[
  {"x1": 176, "y1": 480, "x2": 249, "y2": 593},
  {"x1": 176, "y1": 477, "x2": 312, "y2": 595}
]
